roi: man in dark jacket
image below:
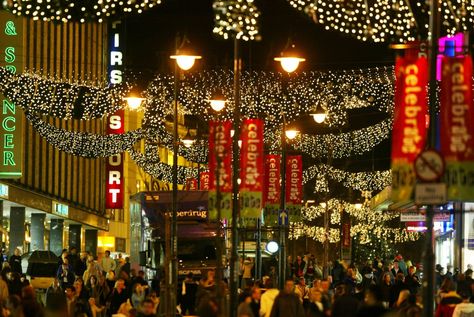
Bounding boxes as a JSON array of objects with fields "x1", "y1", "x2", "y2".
[
  {"x1": 331, "y1": 283, "x2": 360, "y2": 317},
  {"x1": 109, "y1": 278, "x2": 129, "y2": 314},
  {"x1": 270, "y1": 278, "x2": 305, "y2": 317},
  {"x1": 404, "y1": 266, "x2": 421, "y2": 295},
  {"x1": 45, "y1": 278, "x2": 67, "y2": 313},
  {"x1": 8, "y1": 248, "x2": 22, "y2": 275}
]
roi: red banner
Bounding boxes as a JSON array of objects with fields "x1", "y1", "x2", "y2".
[
  {"x1": 391, "y1": 55, "x2": 428, "y2": 202},
  {"x1": 240, "y1": 119, "x2": 264, "y2": 218},
  {"x1": 105, "y1": 109, "x2": 124, "y2": 209},
  {"x1": 199, "y1": 172, "x2": 210, "y2": 190},
  {"x1": 185, "y1": 178, "x2": 198, "y2": 191},
  {"x1": 342, "y1": 223, "x2": 351, "y2": 248},
  {"x1": 264, "y1": 155, "x2": 281, "y2": 206},
  {"x1": 208, "y1": 121, "x2": 233, "y2": 219},
  {"x1": 440, "y1": 55, "x2": 474, "y2": 200},
  {"x1": 286, "y1": 155, "x2": 302, "y2": 219}
]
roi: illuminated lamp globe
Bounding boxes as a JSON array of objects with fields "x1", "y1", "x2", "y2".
[
  {"x1": 124, "y1": 95, "x2": 145, "y2": 110},
  {"x1": 274, "y1": 43, "x2": 305, "y2": 73},
  {"x1": 285, "y1": 129, "x2": 299, "y2": 140},
  {"x1": 311, "y1": 105, "x2": 327, "y2": 124},
  {"x1": 182, "y1": 129, "x2": 195, "y2": 148},
  {"x1": 170, "y1": 39, "x2": 201, "y2": 71},
  {"x1": 266, "y1": 241, "x2": 279, "y2": 254},
  {"x1": 207, "y1": 91, "x2": 227, "y2": 112}
]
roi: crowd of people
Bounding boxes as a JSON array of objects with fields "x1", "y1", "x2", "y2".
[
  {"x1": 0, "y1": 248, "x2": 473, "y2": 317},
  {"x1": 0, "y1": 247, "x2": 160, "y2": 317}
]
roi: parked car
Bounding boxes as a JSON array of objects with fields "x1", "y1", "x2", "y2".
[{"x1": 25, "y1": 250, "x2": 59, "y2": 290}]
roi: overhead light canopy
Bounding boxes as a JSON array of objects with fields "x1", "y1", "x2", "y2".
[
  {"x1": 274, "y1": 42, "x2": 305, "y2": 73},
  {"x1": 170, "y1": 37, "x2": 201, "y2": 71}
]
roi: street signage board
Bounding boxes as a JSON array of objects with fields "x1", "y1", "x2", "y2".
[
  {"x1": 414, "y1": 149, "x2": 445, "y2": 182},
  {"x1": 278, "y1": 209, "x2": 288, "y2": 226},
  {"x1": 400, "y1": 212, "x2": 451, "y2": 222},
  {"x1": 415, "y1": 183, "x2": 447, "y2": 205}
]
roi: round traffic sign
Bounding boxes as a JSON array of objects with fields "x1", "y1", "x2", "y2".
[{"x1": 414, "y1": 149, "x2": 445, "y2": 182}]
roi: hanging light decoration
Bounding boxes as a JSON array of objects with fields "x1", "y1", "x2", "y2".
[
  {"x1": 311, "y1": 104, "x2": 327, "y2": 123},
  {"x1": 170, "y1": 37, "x2": 202, "y2": 71},
  {"x1": 207, "y1": 90, "x2": 227, "y2": 112},
  {"x1": 274, "y1": 41, "x2": 305, "y2": 73}
]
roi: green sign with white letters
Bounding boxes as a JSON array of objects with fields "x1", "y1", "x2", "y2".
[{"x1": 0, "y1": 12, "x2": 23, "y2": 179}]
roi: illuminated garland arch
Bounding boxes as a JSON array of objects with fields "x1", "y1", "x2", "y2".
[
  {"x1": 3, "y1": 1, "x2": 163, "y2": 23},
  {"x1": 287, "y1": 0, "x2": 474, "y2": 43},
  {"x1": 0, "y1": 68, "x2": 128, "y2": 119},
  {"x1": 24, "y1": 111, "x2": 147, "y2": 158}
]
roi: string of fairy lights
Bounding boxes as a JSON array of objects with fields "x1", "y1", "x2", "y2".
[
  {"x1": 0, "y1": 68, "x2": 129, "y2": 120},
  {"x1": 287, "y1": 0, "x2": 474, "y2": 43},
  {"x1": 293, "y1": 117, "x2": 392, "y2": 159},
  {"x1": 24, "y1": 110, "x2": 147, "y2": 158},
  {"x1": 212, "y1": 0, "x2": 260, "y2": 41},
  {"x1": 3, "y1": 0, "x2": 162, "y2": 22},
  {"x1": 293, "y1": 199, "x2": 419, "y2": 243},
  {"x1": 303, "y1": 164, "x2": 391, "y2": 193}
]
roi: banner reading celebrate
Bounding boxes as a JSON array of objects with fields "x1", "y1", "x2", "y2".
[
  {"x1": 441, "y1": 55, "x2": 474, "y2": 200},
  {"x1": 391, "y1": 55, "x2": 428, "y2": 203},
  {"x1": 264, "y1": 154, "x2": 281, "y2": 225}
]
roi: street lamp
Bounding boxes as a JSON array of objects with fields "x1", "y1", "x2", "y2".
[
  {"x1": 182, "y1": 129, "x2": 195, "y2": 148},
  {"x1": 311, "y1": 104, "x2": 327, "y2": 124},
  {"x1": 285, "y1": 129, "x2": 299, "y2": 140},
  {"x1": 170, "y1": 37, "x2": 202, "y2": 71},
  {"x1": 274, "y1": 42, "x2": 305, "y2": 73},
  {"x1": 168, "y1": 36, "x2": 200, "y2": 317},
  {"x1": 124, "y1": 94, "x2": 145, "y2": 110},
  {"x1": 207, "y1": 90, "x2": 227, "y2": 112}
]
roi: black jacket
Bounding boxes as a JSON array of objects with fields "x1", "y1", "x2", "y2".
[{"x1": 270, "y1": 292, "x2": 305, "y2": 317}]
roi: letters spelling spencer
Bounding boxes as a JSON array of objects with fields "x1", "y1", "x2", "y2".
[
  {"x1": 449, "y1": 61, "x2": 471, "y2": 153},
  {"x1": 402, "y1": 64, "x2": 424, "y2": 154},
  {"x1": 2, "y1": 20, "x2": 17, "y2": 167}
]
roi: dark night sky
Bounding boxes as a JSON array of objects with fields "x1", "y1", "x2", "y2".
[{"x1": 123, "y1": 0, "x2": 394, "y2": 201}]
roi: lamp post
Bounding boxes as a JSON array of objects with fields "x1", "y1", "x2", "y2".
[
  {"x1": 230, "y1": 37, "x2": 241, "y2": 317},
  {"x1": 207, "y1": 92, "x2": 227, "y2": 316},
  {"x1": 168, "y1": 36, "x2": 200, "y2": 317},
  {"x1": 275, "y1": 44, "x2": 303, "y2": 289}
]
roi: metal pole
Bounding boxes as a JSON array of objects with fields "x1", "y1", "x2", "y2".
[
  {"x1": 230, "y1": 36, "x2": 241, "y2": 317},
  {"x1": 170, "y1": 48, "x2": 179, "y2": 317},
  {"x1": 423, "y1": 0, "x2": 439, "y2": 316},
  {"x1": 256, "y1": 218, "x2": 262, "y2": 281},
  {"x1": 214, "y1": 121, "x2": 224, "y2": 316},
  {"x1": 279, "y1": 116, "x2": 287, "y2": 290}
]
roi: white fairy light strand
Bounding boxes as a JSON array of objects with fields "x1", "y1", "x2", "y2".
[
  {"x1": 292, "y1": 117, "x2": 392, "y2": 159},
  {"x1": 0, "y1": 68, "x2": 129, "y2": 119},
  {"x1": 25, "y1": 111, "x2": 147, "y2": 158},
  {"x1": 303, "y1": 164, "x2": 391, "y2": 192},
  {"x1": 4, "y1": 0, "x2": 162, "y2": 23},
  {"x1": 213, "y1": 0, "x2": 260, "y2": 41}
]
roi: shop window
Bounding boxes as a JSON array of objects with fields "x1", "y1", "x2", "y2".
[{"x1": 116, "y1": 238, "x2": 126, "y2": 253}]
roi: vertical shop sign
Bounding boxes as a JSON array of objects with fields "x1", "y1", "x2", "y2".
[
  {"x1": 286, "y1": 155, "x2": 302, "y2": 221},
  {"x1": 391, "y1": 55, "x2": 428, "y2": 202},
  {"x1": 199, "y1": 171, "x2": 210, "y2": 190},
  {"x1": 440, "y1": 56, "x2": 474, "y2": 200},
  {"x1": 105, "y1": 20, "x2": 124, "y2": 209},
  {"x1": 208, "y1": 121, "x2": 233, "y2": 220},
  {"x1": 240, "y1": 119, "x2": 264, "y2": 219},
  {"x1": 0, "y1": 13, "x2": 23, "y2": 179},
  {"x1": 263, "y1": 154, "x2": 281, "y2": 225}
]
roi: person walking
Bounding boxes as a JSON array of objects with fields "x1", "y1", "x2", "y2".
[
  {"x1": 8, "y1": 248, "x2": 22, "y2": 275},
  {"x1": 260, "y1": 279, "x2": 279, "y2": 317},
  {"x1": 270, "y1": 278, "x2": 305, "y2": 317},
  {"x1": 100, "y1": 250, "x2": 116, "y2": 276}
]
